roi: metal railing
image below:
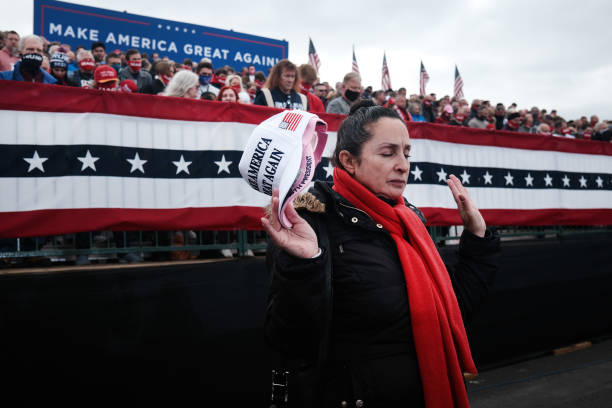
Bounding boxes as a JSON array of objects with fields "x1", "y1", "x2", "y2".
[{"x1": 1, "y1": 226, "x2": 610, "y2": 266}]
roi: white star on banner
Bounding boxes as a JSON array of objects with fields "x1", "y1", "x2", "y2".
[
  {"x1": 562, "y1": 175, "x2": 570, "y2": 187},
  {"x1": 460, "y1": 169, "x2": 471, "y2": 184},
  {"x1": 504, "y1": 171, "x2": 514, "y2": 186},
  {"x1": 323, "y1": 160, "x2": 334, "y2": 179},
  {"x1": 483, "y1": 171, "x2": 493, "y2": 185},
  {"x1": 127, "y1": 152, "x2": 147, "y2": 174},
  {"x1": 24, "y1": 150, "x2": 48, "y2": 173},
  {"x1": 544, "y1": 173, "x2": 553, "y2": 187},
  {"x1": 172, "y1": 155, "x2": 192, "y2": 175},
  {"x1": 595, "y1": 176, "x2": 603, "y2": 188},
  {"x1": 524, "y1": 173, "x2": 534, "y2": 187},
  {"x1": 77, "y1": 150, "x2": 99, "y2": 172},
  {"x1": 214, "y1": 155, "x2": 232, "y2": 174},
  {"x1": 410, "y1": 165, "x2": 423, "y2": 181},
  {"x1": 436, "y1": 167, "x2": 447, "y2": 183},
  {"x1": 579, "y1": 176, "x2": 587, "y2": 188}
]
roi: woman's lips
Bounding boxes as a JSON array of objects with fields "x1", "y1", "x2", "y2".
[{"x1": 389, "y1": 179, "x2": 407, "y2": 188}]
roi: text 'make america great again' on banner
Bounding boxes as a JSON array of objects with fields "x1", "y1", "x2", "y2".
[
  {"x1": 0, "y1": 81, "x2": 611, "y2": 238},
  {"x1": 33, "y1": 0, "x2": 287, "y2": 72}
]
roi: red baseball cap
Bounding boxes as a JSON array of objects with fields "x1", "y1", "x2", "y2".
[{"x1": 94, "y1": 65, "x2": 118, "y2": 83}]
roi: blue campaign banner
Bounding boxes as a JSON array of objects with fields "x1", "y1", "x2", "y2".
[{"x1": 33, "y1": 0, "x2": 288, "y2": 72}]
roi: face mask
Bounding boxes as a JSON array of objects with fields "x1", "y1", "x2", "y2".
[
  {"x1": 199, "y1": 74, "x2": 212, "y2": 86},
  {"x1": 21, "y1": 53, "x2": 43, "y2": 73},
  {"x1": 231, "y1": 84, "x2": 242, "y2": 94},
  {"x1": 160, "y1": 74, "x2": 173, "y2": 85},
  {"x1": 254, "y1": 79, "x2": 264, "y2": 89},
  {"x1": 424, "y1": 100, "x2": 432, "y2": 107},
  {"x1": 454, "y1": 114, "x2": 465, "y2": 122},
  {"x1": 344, "y1": 89, "x2": 360, "y2": 102},
  {"x1": 79, "y1": 59, "x2": 95, "y2": 71},
  {"x1": 247, "y1": 88, "x2": 257, "y2": 98},
  {"x1": 111, "y1": 64, "x2": 121, "y2": 74},
  {"x1": 299, "y1": 82, "x2": 312, "y2": 95},
  {"x1": 98, "y1": 82, "x2": 117, "y2": 91},
  {"x1": 128, "y1": 59, "x2": 141, "y2": 72}
]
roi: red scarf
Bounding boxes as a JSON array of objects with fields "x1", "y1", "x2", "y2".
[{"x1": 333, "y1": 167, "x2": 476, "y2": 408}]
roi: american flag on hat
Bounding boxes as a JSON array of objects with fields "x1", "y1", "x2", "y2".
[
  {"x1": 381, "y1": 52, "x2": 392, "y2": 91},
  {"x1": 419, "y1": 61, "x2": 430, "y2": 96},
  {"x1": 308, "y1": 38, "x2": 321, "y2": 74},
  {"x1": 352, "y1": 45, "x2": 360, "y2": 75},
  {"x1": 454, "y1": 65, "x2": 464, "y2": 99}
]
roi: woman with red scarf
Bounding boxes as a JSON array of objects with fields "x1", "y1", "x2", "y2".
[{"x1": 263, "y1": 105, "x2": 500, "y2": 407}]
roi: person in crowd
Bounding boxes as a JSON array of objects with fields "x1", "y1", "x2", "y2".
[
  {"x1": 200, "y1": 91, "x2": 216, "y2": 100},
  {"x1": 450, "y1": 106, "x2": 469, "y2": 126},
  {"x1": 118, "y1": 49, "x2": 152, "y2": 92},
  {"x1": 0, "y1": 30, "x2": 19, "y2": 71},
  {"x1": 263, "y1": 105, "x2": 500, "y2": 407},
  {"x1": 92, "y1": 65, "x2": 119, "y2": 91},
  {"x1": 226, "y1": 74, "x2": 251, "y2": 103},
  {"x1": 68, "y1": 49, "x2": 95, "y2": 87},
  {"x1": 326, "y1": 72, "x2": 362, "y2": 115},
  {"x1": 196, "y1": 61, "x2": 219, "y2": 98},
  {"x1": 421, "y1": 94, "x2": 436, "y2": 122},
  {"x1": 49, "y1": 50, "x2": 75, "y2": 86},
  {"x1": 467, "y1": 105, "x2": 489, "y2": 129},
  {"x1": 141, "y1": 60, "x2": 174, "y2": 95},
  {"x1": 245, "y1": 81, "x2": 257, "y2": 102},
  {"x1": 469, "y1": 99, "x2": 481, "y2": 119},
  {"x1": 518, "y1": 114, "x2": 534, "y2": 133},
  {"x1": 435, "y1": 104, "x2": 453, "y2": 125},
  {"x1": 536, "y1": 123, "x2": 552, "y2": 135},
  {"x1": 216, "y1": 85, "x2": 238, "y2": 102},
  {"x1": 589, "y1": 115, "x2": 599, "y2": 129},
  {"x1": 592, "y1": 121, "x2": 611, "y2": 142},
  {"x1": 254, "y1": 71, "x2": 266, "y2": 91},
  {"x1": 253, "y1": 59, "x2": 308, "y2": 110},
  {"x1": 393, "y1": 94, "x2": 412, "y2": 125},
  {"x1": 162, "y1": 70, "x2": 199, "y2": 98},
  {"x1": 313, "y1": 82, "x2": 328, "y2": 107},
  {"x1": 297, "y1": 64, "x2": 325, "y2": 113},
  {"x1": 409, "y1": 102, "x2": 426, "y2": 122},
  {"x1": 371, "y1": 90, "x2": 386, "y2": 106},
  {"x1": 494, "y1": 103, "x2": 506, "y2": 130},
  {"x1": 503, "y1": 112, "x2": 521, "y2": 132},
  {"x1": 211, "y1": 67, "x2": 228, "y2": 89},
  {"x1": 105, "y1": 52, "x2": 122, "y2": 75},
  {"x1": 0, "y1": 34, "x2": 56, "y2": 84},
  {"x1": 91, "y1": 41, "x2": 106, "y2": 65}
]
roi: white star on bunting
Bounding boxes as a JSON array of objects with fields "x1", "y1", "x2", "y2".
[
  {"x1": 562, "y1": 175, "x2": 570, "y2": 187},
  {"x1": 127, "y1": 152, "x2": 147, "y2": 174},
  {"x1": 524, "y1": 173, "x2": 534, "y2": 187},
  {"x1": 77, "y1": 150, "x2": 99, "y2": 171},
  {"x1": 544, "y1": 173, "x2": 553, "y2": 187},
  {"x1": 595, "y1": 176, "x2": 603, "y2": 188},
  {"x1": 410, "y1": 165, "x2": 423, "y2": 181},
  {"x1": 460, "y1": 169, "x2": 471, "y2": 184},
  {"x1": 214, "y1": 155, "x2": 232, "y2": 174},
  {"x1": 483, "y1": 171, "x2": 493, "y2": 185},
  {"x1": 24, "y1": 150, "x2": 48, "y2": 173},
  {"x1": 436, "y1": 167, "x2": 448, "y2": 183},
  {"x1": 579, "y1": 176, "x2": 587, "y2": 188},
  {"x1": 323, "y1": 160, "x2": 334, "y2": 179},
  {"x1": 504, "y1": 171, "x2": 514, "y2": 186},
  {"x1": 172, "y1": 155, "x2": 192, "y2": 175}
]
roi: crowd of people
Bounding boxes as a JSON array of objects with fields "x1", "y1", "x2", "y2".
[{"x1": 1, "y1": 30, "x2": 611, "y2": 142}]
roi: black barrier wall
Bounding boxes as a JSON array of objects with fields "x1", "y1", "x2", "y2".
[{"x1": 1, "y1": 233, "x2": 611, "y2": 404}]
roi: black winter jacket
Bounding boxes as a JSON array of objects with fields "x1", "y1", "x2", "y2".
[{"x1": 265, "y1": 181, "x2": 500, "y2": 407}]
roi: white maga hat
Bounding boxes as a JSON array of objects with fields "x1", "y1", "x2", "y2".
[{"x1": 239, "y1": 110, "x2": 328, "y2": 228}]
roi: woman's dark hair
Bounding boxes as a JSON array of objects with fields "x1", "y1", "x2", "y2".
[{"x1": 332, "y1": 105, "x2": 402, "y2": 169}]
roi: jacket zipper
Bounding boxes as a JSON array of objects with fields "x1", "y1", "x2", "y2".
[{"x1": 338, "y1": 202, "x2": 372, "y2": 220}]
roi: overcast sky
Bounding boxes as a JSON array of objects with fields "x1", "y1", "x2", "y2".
[{"x1": 2, "y1": 0, "x2": 611, "y2": 120}]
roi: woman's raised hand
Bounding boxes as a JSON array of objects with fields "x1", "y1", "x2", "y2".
[
  {"x1": 446, "y1": 174, "x2": 487, "y2": 238},
  {"x1": 261, "y1": 189, "x2": 320, "y2": 258}
]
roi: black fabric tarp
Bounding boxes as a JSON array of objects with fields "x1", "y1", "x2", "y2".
[{"x1": 0, "y1": 233, "x2": 611, "y2": 404}]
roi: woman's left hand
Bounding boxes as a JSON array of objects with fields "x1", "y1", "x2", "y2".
[{"x1": 446, "y1": 174, "x2": 486, "y2": 237}]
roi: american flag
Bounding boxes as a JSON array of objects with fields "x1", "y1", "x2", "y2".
[
  {"x1": 279, "y1": 112, "x2": 303, "y2": 132},
  {"x1": 419, "y1": 61, "x2": 430, "y2": 96},
  {"x1": 352, "y1": 45, "x2": 360, "y2": 75},
  {"x1": 308, "y1": 38, "x2": 321, "y2": 74},
  {"x1": 454, "y1": 65, "x2": 464, "y2": 99},
  {"x1": 381, "y1": 52, "x2": 392, "y2": 91}
]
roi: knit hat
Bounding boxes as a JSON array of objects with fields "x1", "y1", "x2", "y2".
[
  {"x1": 50, "y1": 52, "x2": 69, "y2": 69},
  {"x1": 239, "y1": 110, "x2": 328, "y2": 228}
]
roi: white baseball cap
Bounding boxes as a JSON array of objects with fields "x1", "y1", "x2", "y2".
[{"x1": 239, "y1": 110, "x2": 328, "y2": 228}]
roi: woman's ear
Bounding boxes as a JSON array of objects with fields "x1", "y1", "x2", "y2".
[{"x1": 338, "y1": 150, "x2": 357, "y2": 175}]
